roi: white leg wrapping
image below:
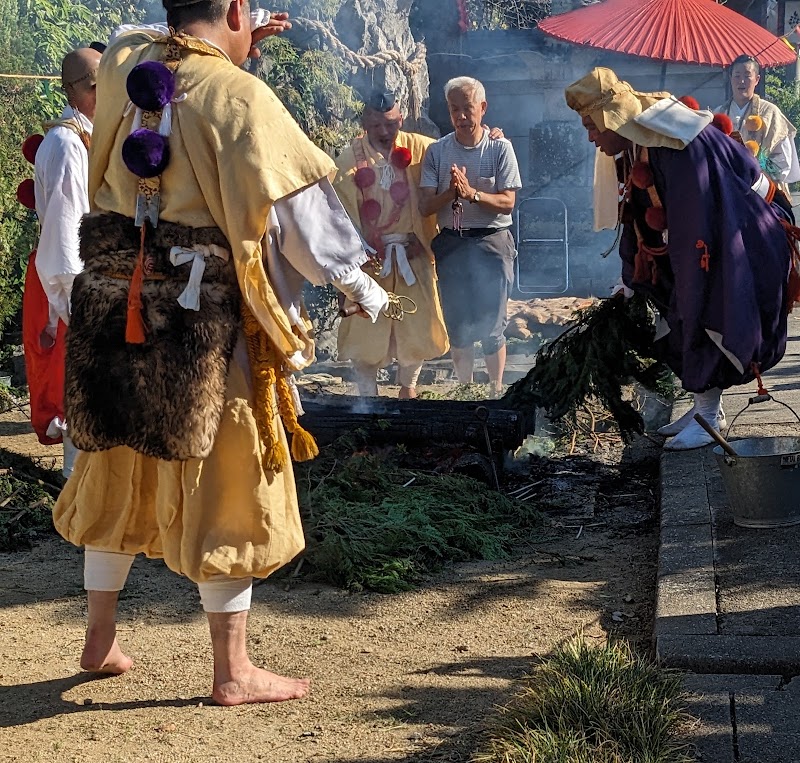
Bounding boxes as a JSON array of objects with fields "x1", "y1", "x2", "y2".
[
  {"x1": 63, "y1": 434, "x2": 79, "y2": 478},
  {"x1": 197, "y1": 576, "x2": 253, "y2": 613},
  {"x1": 354, "y1": 362, "x2": 380, "y2": 397},
  {"x1": 397, "y1": 362, "x2": 422, "y2": 389},
  {"x1": 664, "y1": 388, "x2": 724, "y2": 451},
  {"x1": 84, "y1": 547, "x2": 135, "y2": 591}
]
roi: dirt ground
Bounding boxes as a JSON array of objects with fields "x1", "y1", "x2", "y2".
[{"x1": 0, "y1": 394, "x2": 660, "y2": 763}]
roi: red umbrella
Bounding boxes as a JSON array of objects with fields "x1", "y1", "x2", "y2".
[{"x1": 538, "y1": 0, "x2": 796, "y2": 67}]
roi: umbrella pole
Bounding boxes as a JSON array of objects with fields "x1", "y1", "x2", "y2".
[{"x1": 659, "y1": 61, "x2": 667, "y2": 90}]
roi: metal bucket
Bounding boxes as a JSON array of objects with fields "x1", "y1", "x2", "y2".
[{"x1": 713, "y1": 437, "x2": 800, "y2": 528}]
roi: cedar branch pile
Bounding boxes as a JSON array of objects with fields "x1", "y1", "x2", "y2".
[{"x1": 502, "y1": 296, "x2": 673, "y2": 439}]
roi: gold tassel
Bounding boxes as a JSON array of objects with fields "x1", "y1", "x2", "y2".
[
  {"x1": 275, "y1": 374, "x2": 319, "y2": 462},
  {"x1": 242, "y1": 303, "x2": 287, "y2": 473},
  {"x1": 241, "y1": 303, "x2": 319, "y2": 471}
]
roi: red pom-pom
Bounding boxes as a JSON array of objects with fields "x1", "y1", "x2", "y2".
[
  {"x1": 354, "y1": 166, "x2": 375, "y2": 189},
  {"x1": 390, "y1": 146, "x2": 412, "y2": 169},
  {"x1": 390, "y1": 181, "x2": 410, "y2": 205},
  {"x1": 361, "y1": 198, "x2": 382, "y2": 222},
  {"x1": 16, "y1": 178, "x2": 35, "y2": 209},
  {"x1": 22, "y1": 134, "x2": 44, "y2": 164},
  {"x1": 630, "y1": 161, "x2": 654, "y2": 189},
  {"x1": 678, "y1": 96, "x2": 700, "y2": 110},
  {"x1": 645, "y1": 206, "x2": 667, "y2": 231},
  {"x1": 712, "y1": 113, "x2": 733, "y2": 135}
]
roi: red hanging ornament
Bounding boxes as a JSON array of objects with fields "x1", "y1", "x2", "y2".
[
  {"x1": 354, "y1": 166, "x2": 376, "y2": 189},
  {"x1": 361, "y1": 198, "x2": 382, "y2": 222},
  {"x1": 22, "y1": 134, "x2": 44, "y2": 165},
  {"x1": 678, "y1": 96, "x2": 700, "y2": 110},
  {"x1": 389, "y1": 181, "x2": 410, "y2": 205},
  {"x1": 16, "y1": 178, "x2": 35, "y2": 210},
  {"x1": 645, "y1": 206, "x2": 667, "y2": 231},
  {"x1": 390, "y1": 146, "x2": 412, "y2": 169},
  {"x1": 711, "y1": 113, "x2": 734, "y2": 136},
  {"x1": 630, "y1": 161, "x2": 654, "y2": 190}
]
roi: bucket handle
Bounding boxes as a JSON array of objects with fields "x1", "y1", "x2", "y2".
[{"x1": 726, "y1": 393, "x2": 800, "y2": 436}]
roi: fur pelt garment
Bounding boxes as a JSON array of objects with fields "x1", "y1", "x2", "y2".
[{"x1": 66, "y1": 212, "x2": 241, "y2": 460}]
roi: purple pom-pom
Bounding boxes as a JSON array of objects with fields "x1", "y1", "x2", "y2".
[
  {"x1": 126, "y1": 61, "x2": 176, "y2": 111},
  {"x1": 122, "y1": 129, "x2": 170, "y2": 178}
]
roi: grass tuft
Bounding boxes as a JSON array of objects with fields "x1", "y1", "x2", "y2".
[{"x1": 475, "y1": 638, "x2": 692, "y2": 763}]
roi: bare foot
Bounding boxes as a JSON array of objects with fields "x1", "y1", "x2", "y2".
[
  {"x1": 212, "y1": 663, "x2": 311, "y2": 706},
  {"x1": 398, "y1": 386, "x2": 417, "y2": 400},
  {"x1": 80, "y1": 629, "x2": 133, "y2": 675}
]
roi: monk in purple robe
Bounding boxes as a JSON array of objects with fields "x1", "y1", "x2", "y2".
[{"x1": 566, "y1": 67, "x2": 795, "y2": 450}]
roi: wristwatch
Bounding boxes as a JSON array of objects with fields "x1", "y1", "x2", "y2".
[{"x1": 471, "y1": 191, "x2": 481, "y2": 204}]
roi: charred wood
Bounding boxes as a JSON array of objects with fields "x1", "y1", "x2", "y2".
[{"x1": 299, "y1": 396, "x2": 535, "y2": 452}]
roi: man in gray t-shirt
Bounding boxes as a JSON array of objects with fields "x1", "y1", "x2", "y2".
[{"x1": 419, "y1": 76, "x2": 522, "y2": 398}]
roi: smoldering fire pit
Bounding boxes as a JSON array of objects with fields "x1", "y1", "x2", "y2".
[{"x1": 299, "y1": 396, "x2": 535, "y2": 482}]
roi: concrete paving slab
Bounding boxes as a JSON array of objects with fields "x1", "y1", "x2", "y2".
[
  {"x1": 681, "y1": 676, "x2": 785, "y2": 763},
  {"x1": 655, "y1": 575, "x2": 717, "y2": 637},
  {"x1": 657, "y1": 319, "x2": 800, "y2": 671},
  {"x1": 661, "y1": 481, "x2": 710, "y2": 527},
  {"x1": 658, "y1": 635, "x2": 800, "y2": 674},
  {"x1": 658, "y1": 524, "x2": 714, "y2": 577}
]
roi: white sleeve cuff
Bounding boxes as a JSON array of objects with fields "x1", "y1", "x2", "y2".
[{"x1": 333, "y1": 269, "x2": 389, "y2": 322}]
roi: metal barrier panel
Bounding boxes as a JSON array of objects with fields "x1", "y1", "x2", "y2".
[{"x1": 515, "y1": 196, "x2": 569, "y2": 294}]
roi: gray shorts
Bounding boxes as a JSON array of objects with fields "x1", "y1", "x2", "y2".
[{"x1": 432, "y1": 228, "x2": 516, "y2": 354}]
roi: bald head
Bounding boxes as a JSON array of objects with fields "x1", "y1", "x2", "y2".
[{"x1": 61, "y1": 47, "x2": 102, "y2": 121}]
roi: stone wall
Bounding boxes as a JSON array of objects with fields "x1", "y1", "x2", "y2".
[
  {"x1": 426, "y1": 29, "x2": 728, "y2": 296},
  {"x1": 334, "y1": 0, "x2": 438, "y2": 135}
]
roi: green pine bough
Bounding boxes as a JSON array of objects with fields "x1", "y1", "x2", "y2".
[
  {"x1": 295, "y1": 442, "x2": 541, "y2": 593},
  {"x1": 503, "y1": 296, "x2": 674, "y2": 440}
]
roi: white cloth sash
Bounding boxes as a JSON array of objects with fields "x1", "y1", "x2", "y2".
[
  {"x1": 169, "y1": 244, "x2": 230, "y2": 311},
  {"x1": 380, "y1": 233, "x2": 416, "y2": 286}
]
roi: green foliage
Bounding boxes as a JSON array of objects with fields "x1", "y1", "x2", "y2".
[
  {"x1": 295, "y1": 437, "x2": 540, "y2": 592},
  {"x1": 476, "y1": 638, "x2": 692, "y2": 763},
  {"x1": 257, "y1": 38, "x2": 362, "y2": 154},
  {"x1": 254, "y1": 0, "x2": 361, "y2": 154},
  {"x1": 766, "y1": 73, "x2": 800, "y2": 191},
  {"x1": 0, "y1": 1, "x2": 146, "y2": 338},
  {"x1": 503, "y1": 296, "x2": 673, "y2": 440},
  {"x1": 465, "y1": 0, "x2": 552, "y2": 30},
  {"x1": 418, "y1": 383, "x2": 496, "y2": 401},
  {"x1": 0, "y1": 81, "x2": 42, "y2": 333},
  {"x1": 5, "y1": 0, "x2": 141, "y2": 74},
  {"x1": 766, "y1": 73, "x2": 800, "y2": 136}
]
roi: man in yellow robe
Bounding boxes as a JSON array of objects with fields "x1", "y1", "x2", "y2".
[
  {"x1": 53, "y1": 0, "x2": 387, "y2": 705},
  {"x1": 714, "y1": 54, "x2": 800, "y2": 199},
  {"x1": 335, "y1": 91, "x2": 449, "y2": 398}
]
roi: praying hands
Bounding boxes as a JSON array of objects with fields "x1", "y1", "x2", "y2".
[{"x1": 450, "y1": 164, "x2": 474, "y2": 199}]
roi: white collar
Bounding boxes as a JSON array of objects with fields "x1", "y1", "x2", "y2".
[{"x1": 62, "y1": 105, "x2": 94, "y2": 135}]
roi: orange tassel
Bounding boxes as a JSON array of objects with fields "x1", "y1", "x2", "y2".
[
  {"x1": 126, "y1": 224, "x2": 147, "y2": 344},
  {"x1": 696, "y1": 239, "x2": 711, "y2": 272}
]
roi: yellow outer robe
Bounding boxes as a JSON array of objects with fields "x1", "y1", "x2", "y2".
[
  {"x1": 54, "y1": 31, "x2": 337, "y2": 583},
  {"x1": 335, "y1": 131, "x2": 449, "y2": 368}
]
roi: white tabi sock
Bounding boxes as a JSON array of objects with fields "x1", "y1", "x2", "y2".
[
  {"x1": 84, "y1": 547, "x2": 135, "y2": 591},
  {"x1": 658, "y1": 397, "x2": 727, "y2": 437},
  {"x1": 197, "y1": 576, "x2": 253, "y2": 613},
  {"x1": 664, "y1": 388, "x2": 724, "y2": 451}
]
